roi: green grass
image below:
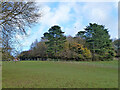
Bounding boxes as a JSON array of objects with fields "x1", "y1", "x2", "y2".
[{"x1": 2, "y1": 60, "x2": 118, "y2": 88}]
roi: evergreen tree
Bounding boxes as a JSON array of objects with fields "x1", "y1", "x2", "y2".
[
  {"x1": 43, "y1": 25, "x2": 66, "y2": 59},
  {"x1": 77, "y1": 23, "x2": 115, "y2": 61}
]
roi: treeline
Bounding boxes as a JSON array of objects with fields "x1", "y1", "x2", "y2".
[{"x1": 18, "y1": 23, "x2": 120, "y2": 61}]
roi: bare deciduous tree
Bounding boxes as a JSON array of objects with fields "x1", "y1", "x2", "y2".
[{"x1": 0, "y1": 1, "x2": 42, "y2": 59}]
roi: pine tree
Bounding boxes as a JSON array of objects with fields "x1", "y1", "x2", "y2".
[
  {"x1": 43, "y1": 25, "x2": 66, "y2": 59},
  {"x1": 77, "y1": 23, "x2": 115, "y2": 61}
]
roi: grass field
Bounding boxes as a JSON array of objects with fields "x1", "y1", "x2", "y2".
[{"x1": 2, "y1": 60, "x2": 118, "y2": 88}]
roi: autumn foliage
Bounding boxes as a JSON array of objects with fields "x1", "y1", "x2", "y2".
[{"x1": 18, "y1": 24, "x2": 116, "y2": 61}]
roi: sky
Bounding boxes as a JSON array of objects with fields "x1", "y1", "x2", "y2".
[{"x1": 15, "y1": 2, "x2": 118, "y2": 52}]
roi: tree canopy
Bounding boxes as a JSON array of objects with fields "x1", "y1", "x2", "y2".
[
  {"x1": 1, "y1": 2, "x2": 41, "y2": 59},
  {"x1": 77, "y1": 23, "x2": 115, "y2": 61},
  {"x1": 43, "y1": 25, "x2": 66, "y2": 59},
  {"x1": 18, "y1": 23, "x2": 117, "y2": 61}
]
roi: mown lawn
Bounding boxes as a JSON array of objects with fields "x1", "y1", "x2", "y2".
[{"x1": 2, "y1": 60, "x2": 118, "y2": 88}]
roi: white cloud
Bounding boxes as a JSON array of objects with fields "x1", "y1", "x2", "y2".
[
  {"x1": 16, "y1": 35, "x2": 22, "y2": 40},
  {"x1": 38, "y1": 2, "x2": 118, "y2": 38},
  {"x1": 78, "y1": 2, "x2": 118, "y2": 39},
  {"x1": 19, "y1": 2, "x2": 118, "y2": 51},
  {"x1": 15, "y1": 29, "x2": 32, "y2": 49},
  {"x1": 39, "y1": 3, "x2": 73, "y2": 27},
  {"x1": 64, "y1": 21, "x2": 85, "y2": 36}
]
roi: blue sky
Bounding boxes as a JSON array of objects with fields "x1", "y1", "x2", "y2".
[{"x1": 15, "y1": 2, "x2": 118, "y2": 52}]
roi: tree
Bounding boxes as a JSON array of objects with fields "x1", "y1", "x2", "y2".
[
  {"x1": 1, "y1": 2, "x2": 41, "y2": 59},
  {"x1": 77, "y1": 23, "x2": 115, "y2": 61},
  {"x1": 59, "y1": 36, "x2": 91, "y2": 61},
  {"x1": 70, "y1": 43, "x2": 91, "y2": 61},
  {"x1": 36, "y1": 41, "x2": 47, "y2": 59},
  {"x1": 113, "y1": 38, "x2": 120, "y2": 57},
  {"x1": 29, "y1": 39, "x2": 47, "y2": 59},
  {"x1": 43, "y1": 25, "x2": 66, "y2": 59},
  {"x1": 18, "y1": 51, "x2": 29, "y2": 60},
  {"x1": 59, "y1": 37, "x2": 74, "y2": 60},
  {"x1": 74, "y1": 36, "x2": 86, "y2": 45},
  {"x1": 29, "y1": 39, "x2": 39, "y2": 57}
]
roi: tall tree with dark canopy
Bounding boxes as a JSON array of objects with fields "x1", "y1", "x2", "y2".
[
  {"x1": 77, "y1": 23, "x2": 115, "y2": 61},
  {"x1": 43, "y1": 25, "x2": 66, "y2": 59}
]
